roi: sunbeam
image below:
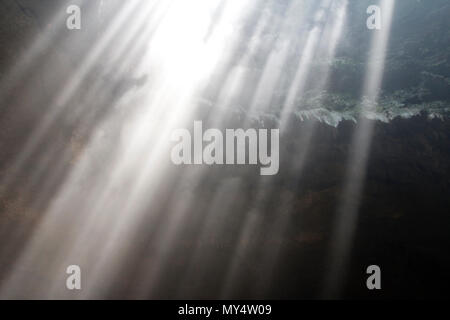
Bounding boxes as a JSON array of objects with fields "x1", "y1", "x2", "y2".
[{"x1": 322, "y1": 0, "x2": 395, "y2": 299}]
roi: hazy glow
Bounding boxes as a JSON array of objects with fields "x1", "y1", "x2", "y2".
[
  {"x1": 0, "y1": 0, "x2": 396, "y2": 300},
  {"x1": 0, "y1": 0, "x2": 254, "y2": 299}
]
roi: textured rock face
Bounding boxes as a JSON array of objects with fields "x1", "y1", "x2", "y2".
[{"x1": 2, "y1": 0, "x2": 450, "y2": 122}]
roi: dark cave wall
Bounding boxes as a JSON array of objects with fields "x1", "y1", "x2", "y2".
[{"x1": 96, "y1": 115, "x2": 450, "y2": 299}]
